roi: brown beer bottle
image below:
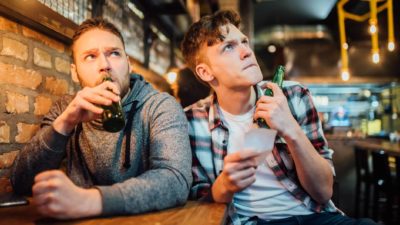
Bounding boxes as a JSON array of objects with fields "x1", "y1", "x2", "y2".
[{"x1": 102, "y1": 76, "x2": 125, "y2": 132}]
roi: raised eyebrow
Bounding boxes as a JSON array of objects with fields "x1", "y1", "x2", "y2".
[
  {"x1": 105, "y1": 47, "x2": 123, "y2": 52},
  {"x1": 80, "y1": 49, "x2": 98, "y2": 58},
  {"x1": 222, "y1": 39, "x2": 239, "y2": 47}
]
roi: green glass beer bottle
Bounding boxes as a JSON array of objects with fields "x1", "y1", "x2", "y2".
[
  {"x1": 102, "y1": 76, "x2": 125, "y2": 132},
  {"x1": 256, "y1": 65, "x2": 285, "y2": 128}
]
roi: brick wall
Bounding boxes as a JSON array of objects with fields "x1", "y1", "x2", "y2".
[
  {"x1": 0, "y1": 15, "x2": 78, "y2": 190},
  {"x1": 0, "y1": 2, "x2": 175, "y2": 192}
]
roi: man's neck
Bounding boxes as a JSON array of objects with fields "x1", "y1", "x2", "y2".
[
  {"x1": 121, "y1": 87, "x2": 131, "y2": 102},
  {"x1": 216, "y1": 86, "x2": 256, "y2": 115}
]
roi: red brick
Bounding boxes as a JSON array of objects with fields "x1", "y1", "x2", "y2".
[
  {"x1": 0, "y1": 62, "x2": 42, "y2": 90},
  {"x1": 44, "y1": 76, "x2": 69, "y2": 95},
  {"x1": 34, "y1": 95, "x2": 52, "y2": 115},
  {"x1": 0, "y1": 121, "x2": 10, "y2": 143},
  {"x1": 5, "y1": 91, "x2": 29, "y2": 114},
  {"x1": 0, "y1": 150, "x2": 18, "y2": 169},
  {"x1": 15, "y1": 123, "x2": 39, "y2": 143},
  {"x1": 55, "y1": 57, "x2": 70, "y2": 74},
  {"x1": 33, "y1": 48, "x2": 52, "y2": 69},
  {"x1": 1, "y1": 37, "x2": 28, "y2": 61},
  {"x1": 22, "y1": 26, "x2": 65, "y2": 53},
  {"x1": 0, "y1": 16, "x2": 18, "y2": 33}
]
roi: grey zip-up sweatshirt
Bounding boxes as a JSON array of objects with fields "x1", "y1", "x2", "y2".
[{"x1": 11, "y1": 74, "x2": 192, "y2": 216}]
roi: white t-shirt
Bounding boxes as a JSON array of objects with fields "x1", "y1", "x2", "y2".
[{"x1": 219, "y1": 106, "x2": 313, "y2": 221}]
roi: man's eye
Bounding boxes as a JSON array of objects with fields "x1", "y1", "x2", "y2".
[
  {"x1": 223, "y1": 44, "x2": 234, "y2": 52},
  {"x1": 110, "y1": 51, "x2": 121, "y2": 57},
  {"x1": 242, "y1": 39, "x2": 249, "y2": 45},
  {"x1": 84, "y1": 54, "x2": 95, "y2": 61}
]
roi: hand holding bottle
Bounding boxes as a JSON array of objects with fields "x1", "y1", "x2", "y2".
[
  {"x1": 101, "y1": 76, "x2": 125, "y2": 132},
  {"x1": 254, "y1": 82, "x2": 299, "y2": 137},
  {"x1": 256, "y1": 65, "x2": 284, "y2": 128},
  {"x1": 53, "y1": 78, "x2": 121, "y2": 135}
]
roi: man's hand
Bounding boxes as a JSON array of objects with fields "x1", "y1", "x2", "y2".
[
  {"x1": 32, "y1": 170, "x2": 102, "y2": 219},
  {"x1": 255, "y1": 83, "x2": 334, "y2": 204},
  {"x1": 53, "y1": 81, "x2": 121, "y2": 135},
  {"x1": 254, "y1": 82, "x2": 298, "y2": 137},
  {"x1": 212, "y1": 150, "x2": 259, "y2": 203}
]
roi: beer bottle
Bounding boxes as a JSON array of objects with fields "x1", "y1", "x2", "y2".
[
  {"x1": 256, "y1": 65, "x2": 285, "y2": 128},
  {"x1": 102, "y1": 76, "x2": 125, "y2": 132}
]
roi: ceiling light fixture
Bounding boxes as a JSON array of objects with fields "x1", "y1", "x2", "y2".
[
  {"x1": 372, "y1": 51, "x2": 380, "y2": 64},
  {"x1": 337, "y1": 0, "x2": 395, "y2": 80}
]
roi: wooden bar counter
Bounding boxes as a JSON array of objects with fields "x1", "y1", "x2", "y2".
[
  {"x1": 0, "y1": 200, "x2": 227, "y2": 225},
  {"x1": 354, "y1": 140, "x2": 400, "y2": 156}
]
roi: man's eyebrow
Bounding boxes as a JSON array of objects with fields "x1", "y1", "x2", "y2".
[
  {"x1": 80, "y1": 47, "x2": 122, "y2": 55},
  {"x1": 222, "y1": 38, "x2": 246, "y2": 46},
  {"x1": 220, "y1": 35, "x2": 248, "y2": 43},
  {"x1": 104, "y1": 47, "x2": 123, "y2": 51},
  {"x1": 81, "y1": 48, "x2": 98, "y2": 55},
  {"x1": 222, "y1": 38, "x2": 237, "y2": 44}
]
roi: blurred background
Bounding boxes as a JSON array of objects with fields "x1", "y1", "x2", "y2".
[{"x1": 0, "y1": 0, "x2": 399, "y2": 224}]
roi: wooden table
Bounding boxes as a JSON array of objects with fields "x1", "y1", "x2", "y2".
[
  {"x1": 0, "y1": 200, "x2": 227, "y2": 225},
  {"x1": 354, "y1": 140, "x2": 400, "y2": 157}
]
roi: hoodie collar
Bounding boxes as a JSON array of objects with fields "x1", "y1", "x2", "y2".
[{"x1": 122, "y1": 74, "x2": 157, "y2": 110}]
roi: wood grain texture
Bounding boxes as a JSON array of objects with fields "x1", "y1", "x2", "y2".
[{"x1": 0, "y1": 200, "x2": 227, "y2": 225}]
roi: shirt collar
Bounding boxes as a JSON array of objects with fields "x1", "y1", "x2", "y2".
[
  {"x1": 208, "y1": 85, "x2": 262, "y2": 131},
  {"x1": 208, "y1": 94, "x2": 222, "y2": 131}
]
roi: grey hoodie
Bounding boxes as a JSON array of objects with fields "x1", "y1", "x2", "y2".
[{"x1": 11, "y1": 74, "x2": 192, "y2": 216}]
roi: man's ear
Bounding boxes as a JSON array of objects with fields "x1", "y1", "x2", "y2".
[
  {"x1": 127, "y1": 55, "x2": 132, "y2": 73},
  {"x1": 70, "y1": 64, "x2": 79, "y2": 83},
  {"x1": 195, "y1": 63, "x2": 214, "y2": 83}
]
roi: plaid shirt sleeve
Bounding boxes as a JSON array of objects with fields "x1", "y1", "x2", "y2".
[
  {"x1": 284, "y1": 82, "x2": 335, "y2": 174},
  {"x1": 184, "y1": 99, "x2": 216, "y2": 201}
]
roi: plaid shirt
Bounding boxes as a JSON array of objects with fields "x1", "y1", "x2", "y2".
[{"x1": 185, "y1": 81, "x2": 338, "y2": 225}]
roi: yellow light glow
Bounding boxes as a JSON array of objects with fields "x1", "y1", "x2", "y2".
[
  {"x1": 341, "y1": 70, "x2": 350, "y2": 81},
  {"x1": 372, "y1": 52, "x2": 380, "y2": 64},
  {"x1": 342, "y1": 43, "x2": 348, "y2": 50},
  {"x1": 316, "y1": 31, "x2": 324, "y2": 38},
  {"x1": 166, "y1": 71, "x2": 178, "y2": 84},
  {"x1": 369, "y1": 24, "x2": 377, "y2": 34},
  {"x1": 388, "y1": 42, "x2": 395, "y2": 51}
]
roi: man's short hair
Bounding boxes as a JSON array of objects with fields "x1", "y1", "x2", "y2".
[
  {"x1": 71, "y1": 17, "x2": 125, "y2": 60},
  {"x1": 181, "y1": 10, "x2": 240, "y2": 75}
]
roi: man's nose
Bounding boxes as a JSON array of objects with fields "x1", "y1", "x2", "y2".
[
  {"x1": 98, "y1": 53, "x2": 111, "y2": 73},
  {"x1": 240, "y1": 44, "x2": 253, "y2": 60}
]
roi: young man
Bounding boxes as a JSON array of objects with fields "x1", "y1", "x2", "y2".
[
  {"x1": 11, "y1": 18, "x2": 192, "y2": 219},
  {"x1": 181, "y1": 10, "x2": 377, "y2": 225}
]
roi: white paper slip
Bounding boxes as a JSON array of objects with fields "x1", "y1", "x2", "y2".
[{"x1": 243, "y1": 128, "x2": 277, "y2": 164}]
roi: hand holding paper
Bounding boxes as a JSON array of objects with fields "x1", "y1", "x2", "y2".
[{"x1": 243, "y1": 128, "x2": 277, "y2": 164}]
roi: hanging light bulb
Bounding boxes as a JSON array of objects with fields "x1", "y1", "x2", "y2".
[
  {"x1": 368, "y1": 18, "x2": 378, "y2": 34},
  {"x1": 369, "y1": 24, "x2": 377, "y2": 34},
  {"x1": 372, "y1": 52, "x2": 380, "y2": 64},
  {"x1": 388, "y1": 42, "x2": 395, "y2": 51},
  {"x1": 341, "y1": 69, "x2": 350, "y2": 81}
]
